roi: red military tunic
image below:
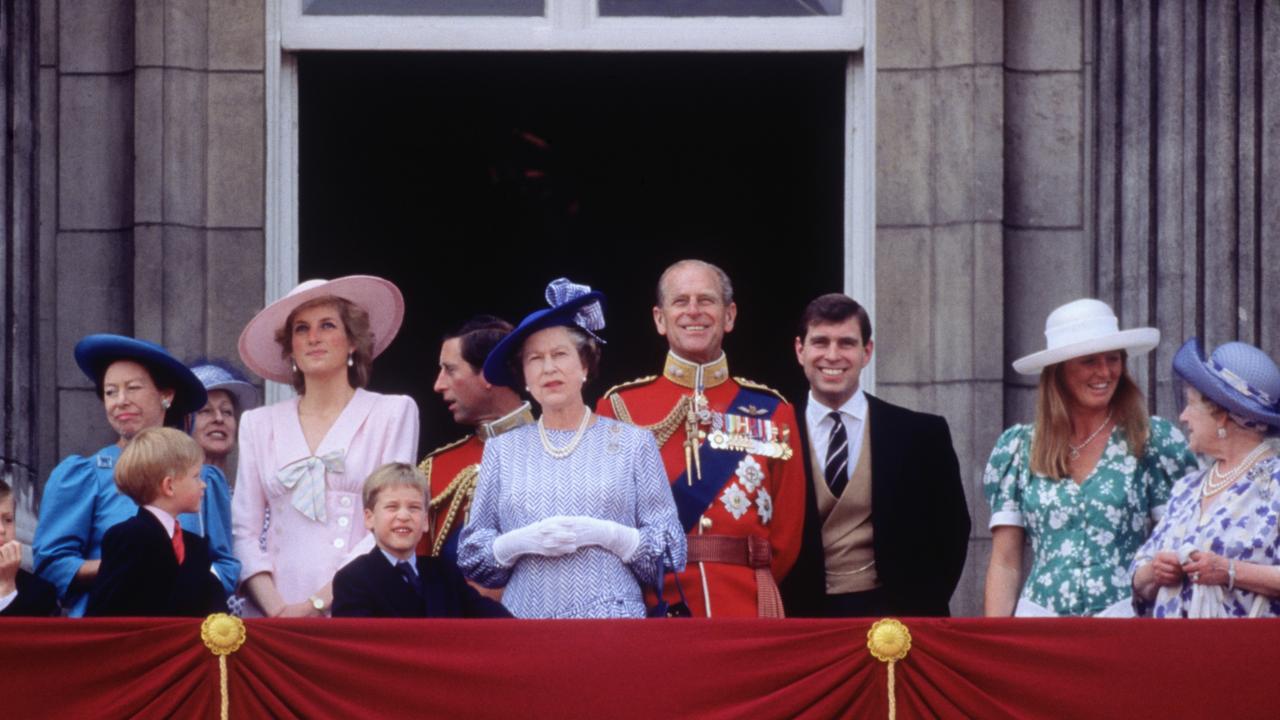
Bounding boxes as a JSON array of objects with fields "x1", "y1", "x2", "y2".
[
  {"x1": 416, "y1": 403, "x2": 535, "y2": 560},
  {"x1": 596, "y1": 353, "x2": 805, "y2": 617}
]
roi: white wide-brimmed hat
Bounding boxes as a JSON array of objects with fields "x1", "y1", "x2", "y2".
[
  {"x1": 238, "y1": 275, "x2": 405, "y2": 384},
  {"x1": 1012, "y1": 298, "x2": 1159, "y2": 375}
]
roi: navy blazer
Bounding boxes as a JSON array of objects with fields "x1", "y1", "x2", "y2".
[
  {"x1": 86, "y1": 509, "x2": 227, "y2": 617},
  {"x1": 781, "y1": 394, "x2": 971, "y2": 617},
  {"x1": 0, "y1": 569, "x2": 59, "y2": 617},
  {"x1": 332, "y1": 547, "x2": 511, "y2": 619}
]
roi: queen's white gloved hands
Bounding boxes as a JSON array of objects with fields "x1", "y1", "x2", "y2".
[
  {"x1": 562, "y1": 516, "x2": 640, "y2": 562},
  {"x1": 493, "y1": 516, "x2": 581, "y2": 567}
]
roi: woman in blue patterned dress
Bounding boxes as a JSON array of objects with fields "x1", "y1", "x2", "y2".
[
  {"x1": 1131, "y1": 339, "x2": 1280, "y2": 617},
  {"x1": 458, "y1": 278, "x2": 686, "y2": 618},
  {"x1": 982, "y1": 300, "x2": 1197, "y2": 616}
]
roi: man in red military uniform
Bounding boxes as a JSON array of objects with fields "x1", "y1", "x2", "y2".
[
  {"x1": 418, "y1": 317, "x2": 533, "y2": 591},
  {"x1": 597, "y1": 260, "x2": 805, "y2": 617}
]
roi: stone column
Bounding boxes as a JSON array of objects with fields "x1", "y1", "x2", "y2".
[{"x1": 875, "y1": 0, "x2": 1006, "y2": 616}]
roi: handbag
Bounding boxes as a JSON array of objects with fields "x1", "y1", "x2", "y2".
[{"x1": 647, "y1": 545, "x2": 692, "y2": 618}]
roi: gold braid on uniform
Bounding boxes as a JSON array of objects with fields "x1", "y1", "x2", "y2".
[
  {"x1": 419, "y1": 437, "x2": 478, "y2": 557},
  {"x1": 611, "y1": 393, "x2": 689, "y2": 449},
  {"x1": 734, "y1": 376, "x2": 791, "y2": 404}
]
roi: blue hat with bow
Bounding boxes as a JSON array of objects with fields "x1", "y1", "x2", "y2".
[
  {"x1": 483, "y1": 278, "x2": 606, "y2": 389},
  {"x1": 1172, "y1": 338, "x2": 1280, "y2": 432}
]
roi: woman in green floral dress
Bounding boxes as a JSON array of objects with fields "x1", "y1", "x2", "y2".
[{"x1": 982, "y1": 299, "x2": 1197, "y2": 616}]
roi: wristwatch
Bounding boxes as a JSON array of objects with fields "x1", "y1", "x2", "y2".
[{"x1": 308, "y1": 595, "x2": 326, "y2": 612}]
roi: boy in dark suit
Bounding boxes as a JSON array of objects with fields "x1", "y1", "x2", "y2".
[
  {"x1": 333, "y1": 463, "x2": 509, "y2": 618},
  {"x1": 86, "y1": 427, "x2": 227, "y2": 617},
  {"x1": 0, "y1": 478, "x2": 59, "y2": 616}
]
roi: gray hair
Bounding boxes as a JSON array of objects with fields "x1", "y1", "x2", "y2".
[{"x1": 655, "y1": 259, "x2": 734, "y2": 306}]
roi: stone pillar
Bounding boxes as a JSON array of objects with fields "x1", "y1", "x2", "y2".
[{"x1": 875, "y1": 0, "x2": 1006, "y2": 616}]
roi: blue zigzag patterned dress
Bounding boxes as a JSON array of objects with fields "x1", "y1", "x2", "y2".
[{"x1": 458, "y1": 416, "x2": 686, "y2": 618}]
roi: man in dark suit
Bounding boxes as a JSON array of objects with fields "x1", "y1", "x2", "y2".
[
  {"x1": 332, "y1": 462, "x2": 509, "y2": 619},
  {"x1": 333, "y1": 548, "x2": 509, "y2": 619},
  {"x1": 780, "y1": 294, "x2": 970, "y2": 617},
  {"x1": 86, "y1": 508, "x2": 227, "y2": 617},
  {"x1": 0, "y1": 479, "x2": 59, "y2": 616}
]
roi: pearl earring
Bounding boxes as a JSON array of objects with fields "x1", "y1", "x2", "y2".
[
  {"x1": 291, "y1": 358, "x2": 298, "y2": 373},
  {"x1": 1217, "y1": 427, "x2": 1228, "y2": 439},
  {"x1": 347, "y1": 353, "x2": 354, "y2": 368},
  {"x1": 161, "y1": 398, "x2": 172, "y2": 410}
]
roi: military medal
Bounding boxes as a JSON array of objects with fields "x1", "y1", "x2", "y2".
[{"x1": 708, "y1": 412, "x2": 793, "y2": 460}]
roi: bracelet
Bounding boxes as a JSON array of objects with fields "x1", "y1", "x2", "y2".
[{"x1": 1227, "y1": 558, "x2": 1237, "y2": 591}]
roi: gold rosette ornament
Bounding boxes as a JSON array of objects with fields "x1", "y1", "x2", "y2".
[
  {"x1": 202, "y1": 613, "x2": 247, "y2": 720},
  {"x1": 867, "y1": 618, "x2": 912, "y2": 720}
]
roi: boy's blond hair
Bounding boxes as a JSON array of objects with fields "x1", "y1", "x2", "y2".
[
  {"x1": 362, "y1": 462, "x2": 428, "y2": 510},
  {"x1": 115, "y1": 427, "x2": 204, "y2": 505}
]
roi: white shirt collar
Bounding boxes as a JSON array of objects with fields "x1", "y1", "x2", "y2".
[
  {"x1": 143, "y1": 505, "x2": 178, "y2": 538},
  {"x1": 380, "y1": 546, "x2": 417, "y2": 574},
  {"x1": 806, "y1": 387, "x2": 867, "y2": 427}
]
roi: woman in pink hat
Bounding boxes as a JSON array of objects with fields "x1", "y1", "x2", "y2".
[
  {"x1": 982, "y1": 299, "x2": 1196, "y2": 617},
  {"x1": 232, "y1": 276, "x2": 419, "y2": 617}
]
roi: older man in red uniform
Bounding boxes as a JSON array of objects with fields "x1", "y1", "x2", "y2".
[
  {"x1": 418, "y1": 317, "x2": 533, "y2": 586},
  {"x1": 597, "y1": 260, "x2": 805, "y2": 617}
]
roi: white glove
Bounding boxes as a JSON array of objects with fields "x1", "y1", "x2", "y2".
[
  {"x1": 492, "y1": 516, "x2": 580, "y2": 567},
  {"x1": 563, "y1": 516, "x2": 640, "y2": 563}
]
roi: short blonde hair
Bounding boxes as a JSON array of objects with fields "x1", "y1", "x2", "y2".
[
  {"x1": 115, "y1": 427, "x2": 204, "y2": 505},
  {"x1": 362, "y1": 462, "x2": 428, "y2": 510}
]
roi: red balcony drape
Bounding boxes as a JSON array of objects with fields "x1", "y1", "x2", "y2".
[{"x1": 3, "y1": 617, "x2": 1275, "y2": 719}]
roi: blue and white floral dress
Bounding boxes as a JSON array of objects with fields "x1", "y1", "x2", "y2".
[
  {"x1": 983, "y1": 417, "x2": 1197, "y2": 616},
  {"x1": 1131, "y1": 453, "x2": 1280, "y2": 617}
]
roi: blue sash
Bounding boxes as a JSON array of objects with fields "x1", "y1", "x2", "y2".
[{"x1": 670, "y1": 386, "x2": 781, "y2": 533}]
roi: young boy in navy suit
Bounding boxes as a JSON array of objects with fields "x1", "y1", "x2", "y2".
[
  {"x1": 86, "y1": 428, "x2": 226, "y2": 617},
  {"x1": 0, "y1": 478, "x2": 58, "y2": 616},
  {"x1": 333, "y1": 463, "x2": 509, "y2": 618}
]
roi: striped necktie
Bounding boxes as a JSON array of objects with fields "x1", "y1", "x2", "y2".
[{"x1": 824, "y1": 411, "x2": 849, "y2": 497}]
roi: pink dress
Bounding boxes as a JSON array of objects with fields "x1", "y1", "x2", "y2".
[{"x1": 232, "y1": 389, "x2": 419, "y2": 606}]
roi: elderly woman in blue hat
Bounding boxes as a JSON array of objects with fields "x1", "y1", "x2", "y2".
[
  {"x1": 983, "y1": 299, "x2": 1197, "y2": 617},
  {"x1": 33, "y1": 335, "x2": 240, "y2": 616},
  {"x1": 188, "y1": 359, "x2": 258, "y2": 481},
  {"x1": 457, "y1": 278, "x2": 685, "y2": 618},
  {"x1": 1132, "y1": 340, "x2": 1280, "y2": 617}
]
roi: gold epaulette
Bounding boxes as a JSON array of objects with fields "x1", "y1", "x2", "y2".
[
  {"x1": 418, "y1": 435, "x2": 471, "y2": 468},
  {"x1": 601, "y1": 375, "x2": 658, "y2": 399},
  {"x1": 734, "y1": 377, "x2": 790, "y2": 404}
]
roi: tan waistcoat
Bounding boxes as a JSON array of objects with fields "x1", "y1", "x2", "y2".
[{"x1": 811, "y1": 416, "x2": 879, "y2": 594}]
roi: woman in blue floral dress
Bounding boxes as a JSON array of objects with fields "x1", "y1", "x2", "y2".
[
  {"x1": 983, "y1": 300, "x2": 1197, "y2": 616},
  {"x1": 1132, "y1": 339, "x2": 1280, "y2": 617}
]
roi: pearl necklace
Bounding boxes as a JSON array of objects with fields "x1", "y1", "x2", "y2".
[
  {"x1": 1068, "y1": 411, "x2": 1112, "y2": 460},
  {"x1": 1202, "y1": 443, "x2": 1273, "y2": 498},
  {"x1": 538, "y1": 409, "x2": 592, "y2": 460}
]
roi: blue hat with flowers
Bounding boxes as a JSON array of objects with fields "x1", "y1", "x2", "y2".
[
  {"x1": 74, "y1": 334, "x2": 208, "y2": 415},
  {"x1": 483, "y1": 278, "x2": 606, "y2": 389},
  {"x1": 1172, "y1": 338, "x2": 1280, "y2": 432}
]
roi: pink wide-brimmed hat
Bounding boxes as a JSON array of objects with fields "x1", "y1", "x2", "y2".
[{"x1": 238, "y1": 275, "x2": 405, "y2": 384}]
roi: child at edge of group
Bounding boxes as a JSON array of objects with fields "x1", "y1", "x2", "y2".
[
  {"x1": 332, "y1": 463, "x2": 510, "y2": 619},
  {"x1": 0, "y1": 478, "x2": 59, "y2": 616},
  {"x1": 85, "y1": 427, "x2": 227, "y2": 617}
]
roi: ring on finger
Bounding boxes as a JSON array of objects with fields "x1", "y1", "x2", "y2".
[{"x1": 1191, "y1": 571, "x2": 1201, "y2": 582}]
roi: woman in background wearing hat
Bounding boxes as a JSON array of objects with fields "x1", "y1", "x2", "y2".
[
  {"x1": 983, "y1": 300, "x2": 1196, "y2": 617},
  {"x1": 33, "y1": 335, "x2": 241, "y2": 616},
  {"x1": 1131, "y1": 340, "x2": 1280, "y2": 617},
  {"x1": 458, "y1": 279, "x2": 684, "y2": 618},
  {"x1": 233, "y1": 276, "x2": 418, "y2": 617},
  {"x1": 189, "y1": 359, "x2": 258, "y2": 483}
]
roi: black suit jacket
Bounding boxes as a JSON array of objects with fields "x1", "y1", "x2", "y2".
[
  {"x1": 1, "y1": 569, "x2": 59, "y2": 617},
  {"x1": 781, "y1": 394, "x2": 971, "y2": 617},
  {"x1": 332, "y1": 548, "x2": 511, "y2": 619},
  {"x1": 86, "y1": 509, "x2": 227, "y2": 617}
]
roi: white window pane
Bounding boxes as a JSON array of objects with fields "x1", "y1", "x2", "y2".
[
  {"x1": 303, "y1": 0, "x2": 544, "y2": 16},
  {"x1": 598, "y1": 0, "x2": 840, "y2": 16}
]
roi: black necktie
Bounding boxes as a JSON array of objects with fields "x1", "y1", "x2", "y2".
[
  {"x1": 824, "y1": 411, "x2": 849, "y2": 497},
  {"x1": 397, "y1": 560, "x2": 423, "y2": 597}
]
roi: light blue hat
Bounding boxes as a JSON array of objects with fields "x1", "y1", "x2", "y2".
[{"x1": 1173, "y1": 338, "x2": 1280, "y2": 431}]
